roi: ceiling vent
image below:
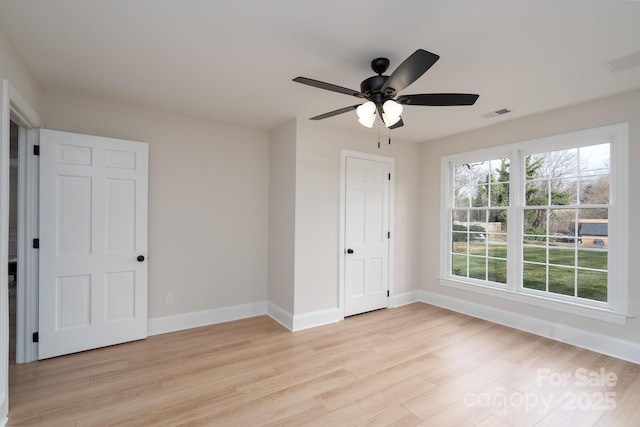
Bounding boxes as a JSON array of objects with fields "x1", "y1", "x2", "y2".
[
  {"x1": 604, "y1": 50, "x2": 640, "y2": 73},
  {"x1": 483, "y1": 108, "x2": 511, "y2": 118}
]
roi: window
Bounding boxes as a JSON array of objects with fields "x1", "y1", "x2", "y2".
[
  {"x1": 440, "y1": 123, "x2": 629, "y2": 323},
  {"x1": 451, "y1": 158, "x2": 509, "y2": 284}
]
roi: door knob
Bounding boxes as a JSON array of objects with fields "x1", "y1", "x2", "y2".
[
  {"x1": 347, "y1": 249, "x2": 354, "y2": 254},
  {"x1": 137, "y1": 255, "x2": 145, "y2": 262}
]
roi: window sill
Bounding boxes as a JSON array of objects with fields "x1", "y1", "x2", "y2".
[{"x1": 439, "y1": 277, "x2": 632, "y2": 325}]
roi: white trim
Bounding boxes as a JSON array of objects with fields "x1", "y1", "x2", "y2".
[
  {"x1": 0, "y1": 80, "x2": 10, "y2": 421},
  {"x1": 148, "y1": 302, "x2": 341, "y2": 336},
  {"x1": 0, "y1": 416, "x2": 7, "y2": 426},
  {"x1": 339, "y1": 150, "x2": 395, "y2": 317},
  {"x1": 15, "y1": 128, "x2": 39, "y2": 363},
  {"x1": 440, "y1": 277, "x2": 629, "y2": 324},
  {"x1": 147, "y1": 301, "x2": 267, "y2": 336},
  {"x1": 390, "y1": 290, "x2": 421, "y2": 308},
  {"x1": 267, "y1": 301, "x2": 294, "y2": 331},
  {"x1": 1, "y1": 80, "x2": 41, "y2": 419},
  {"x1": 1, "y1": 81, "x2": 42, "y2": 365},
  {"x1": 291, "y1": 307, "x2": 341, "y2": 332},
  {"x1": 8, "y1": 83, "x2": 42, "y2": 129},
  {"x1": 417, "y1": 290, "x2": 640, "y2": 365}
]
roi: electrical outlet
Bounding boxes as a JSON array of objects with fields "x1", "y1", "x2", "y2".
[{"x1": 164, "y1": 292, "x2": 174, "y2": 305}]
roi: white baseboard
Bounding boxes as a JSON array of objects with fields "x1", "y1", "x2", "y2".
[
  {"x1": 147, "y1": 301, "x2": 268, "y2": 336},
  {"x1": 416, "y1": 290, "x2": 640, "y2": 365},
  {"x1": 292, "y1": 307, "x2": 342, "y2": 332},
  {"x1": 390, "y1": 290, "x2": 421, "y2": 308},
  {"x1": 148, "y1": 301, "x2": 342, "y2": 335},
  {"x1": 267, "y1": 302, "x2": 294, "y2": 331}
]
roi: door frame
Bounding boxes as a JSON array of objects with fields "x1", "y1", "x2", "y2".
[
  {"x1": 338, "y1": 149, "x2": 394, "y2": 318},
  {"x1": 15, "y1": 126, "x2": 39, "y2": 363},
  {"x1": 1, "y1": 80, "x2": 42, "y2": 421},
  {"x1": 4, "y1": 82, "x2": 41, "y2": 365}
]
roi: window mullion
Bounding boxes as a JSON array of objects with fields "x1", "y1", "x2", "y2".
[{"x1": 508, "y1": 150, "x2": 522, "y2": 292}]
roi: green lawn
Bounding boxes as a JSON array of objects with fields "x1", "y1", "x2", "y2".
[{"x1": 452, "y1": 243, "x2": 608, "y2": 302}]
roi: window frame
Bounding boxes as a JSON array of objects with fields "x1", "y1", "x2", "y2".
[{"x1": 439, "y1": 123, "x2": 629, "y2": 324}]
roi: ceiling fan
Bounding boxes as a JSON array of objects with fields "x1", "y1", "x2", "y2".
[{"x1": 293, "y1": 49, "x2": 479, "y2": 130}]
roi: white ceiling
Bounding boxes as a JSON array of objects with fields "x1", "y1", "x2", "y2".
[{"x1": 1, "y1": 0, "x2": 639, "y2": 142}]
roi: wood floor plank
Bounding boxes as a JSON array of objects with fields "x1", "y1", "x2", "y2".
[{"x1": 7, "y1": 303, "x2": 640, "y2": 426}]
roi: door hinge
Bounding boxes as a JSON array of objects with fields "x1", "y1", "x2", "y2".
[
  {"x1": 388, "y1": 173, "x2": 391, "y2": 181},
  {"x1": 33, "y1": 238, "x2": 40, "y2": 249},
  {"x1": 32, "y1": 332, "x2": 39, "y2": 343},
  {"x1": 387, "y1": 231, "x2": 391, "y2": 239},
  {"x1": 387, "y1": 290, "x2": 390, "y2": 298},
  {"x1": 33, "y1": 145, "x2": 40, "y2": 156}
]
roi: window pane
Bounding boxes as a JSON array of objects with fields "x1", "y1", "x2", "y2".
[
  {"x1": 523, "y1": 263, "x2": 546, "y2": 291},
  {"x1": 549, "y1": 209, "x2": 576, "y2": 240},
  {"x1": 549, "y1": 246, "x2": 575, "y2": 267},
  {"x1": 490, "y1": 158, "x2": 510, "y2": 183},
  {"x1": 472, "y1": 185, "x2": 489, "y2": 207},
  {"x1": 452, "y1": 254, "x2": 467, "y2": 277},
  {"x1": 579, "y1": 143, "x2": 609, "y2": 175},
  {"x1": 488, "y1": 240, "x2": 507, "y2": 258},
  {"x1": 524, "y1": 209, "x2": 547, "y2": 237},
  {"x1": 577, "y1": 270, "x2": 607, "y2": 302},
  {"x1": 580, "y1": 175, "x2": 609, "y2": 204},
  {"x1": 455, "y1": 187, "x2": 471, "y2": 207},
  {"x1": 577, "y1": 209, "x2": 608, "y2": 247},
  {"x1": 453, "y1": 210, "x2": 468, "y2": 223},
  {"x1": 469, "y1": 241, "x2": 487, "y2": 257},
  {"x1": 469, "y1": 256, "x2": 486, "y2": 280},
  {"x1": 469, "y1": 209, "x2": 487, "y2": 224},
  {"x1": 454, "y1": 164, "x2": 473, "y2": 187},
  {"x1": 489, "y1": 209, "x2": 508, "y2": 232},
  {"x1": 525, "y1": 179, "x2": 549, "y2": 206},
  {"x1": 452, "y1": 238, "x2": 468, "y2": 254},
  {"x1": 548, "y1": 266, "x2": 575, "y2": 296},
  {"x1": 490, "y1": 183, "x2": 509, "y2": 206},
  {"x1": 537, "y1": 148, "x2": 578, "y2": 179},
  {"x1": 578, "y1": 246, "x2": 607, "y2": 269},
  {"x1": 550, "y1": 178, "x2": 576, "y2": 205},
  {"x1": 523, "y1": 245, "x2": 546, "y2": 263},
  {"x1": 488, "y1": 258, "x2": 507, "y2": 284}
]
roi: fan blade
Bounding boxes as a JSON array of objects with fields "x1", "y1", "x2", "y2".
[
  {"x1": 381, "y1": 49, "x2": 440, "y2": 96},
  {"x1": 397, "y1": 93, "x2": 479, "y2": 106},
  {"x1": 389, "y1": 117, "x2": 404, "y2": 129},
  {"x1": 310, "y1": 105, "x2": 360, "y2": 120},
  {"x1": 293, "y1": 77, "x2": 365, "y2": 98}
]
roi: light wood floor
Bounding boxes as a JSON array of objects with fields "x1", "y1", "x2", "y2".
[{"x1": 7, "y1": 303, "x2": 640, "y2": 426}]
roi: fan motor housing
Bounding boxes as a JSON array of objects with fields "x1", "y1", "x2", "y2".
[{"x1": 360, "y1": 75, "x2": 388, "y2": 98}]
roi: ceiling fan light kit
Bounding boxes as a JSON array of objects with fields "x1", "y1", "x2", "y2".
[
  {"x1": 382, "y1": 99, "x2": 403, "y2": 127},
  {"x1": 293, "y1": 48, "x2": 480, "y2": 137},
  {"x1": 356, "y1": 101, "x2": 377, "y2": 128}
]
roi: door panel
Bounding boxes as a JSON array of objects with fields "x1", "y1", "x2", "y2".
[
  {"x1": 344, "y1": 156, "x2": 390, "y2": 316},
  {"x1": 39, "y1": 129, "x2": 148, "y2": 359}
]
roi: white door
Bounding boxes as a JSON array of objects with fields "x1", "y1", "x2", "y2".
[
  {"x1": 38, "y1": 129, "x2": 148, "y2": 359},
  {"x1": 344, "y1": 156, "x2": 390, "y2": 316}
]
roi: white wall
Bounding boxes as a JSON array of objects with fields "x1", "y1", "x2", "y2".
[
  {"x1": 41, "y1": 91, "x2": 270, "y2": 319},
  {"x1": 420, "y1": 89, "x2": 640, "y2": 346},
  {"x1": 294, "y1": 120, "x2": 421, "y2": 316},
  {"x1": 268, "y1": 119, "x2": 297, "y2": 315},
  {"x1": 0, "y1": 27, "x2": 42, "y2": 113}
]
